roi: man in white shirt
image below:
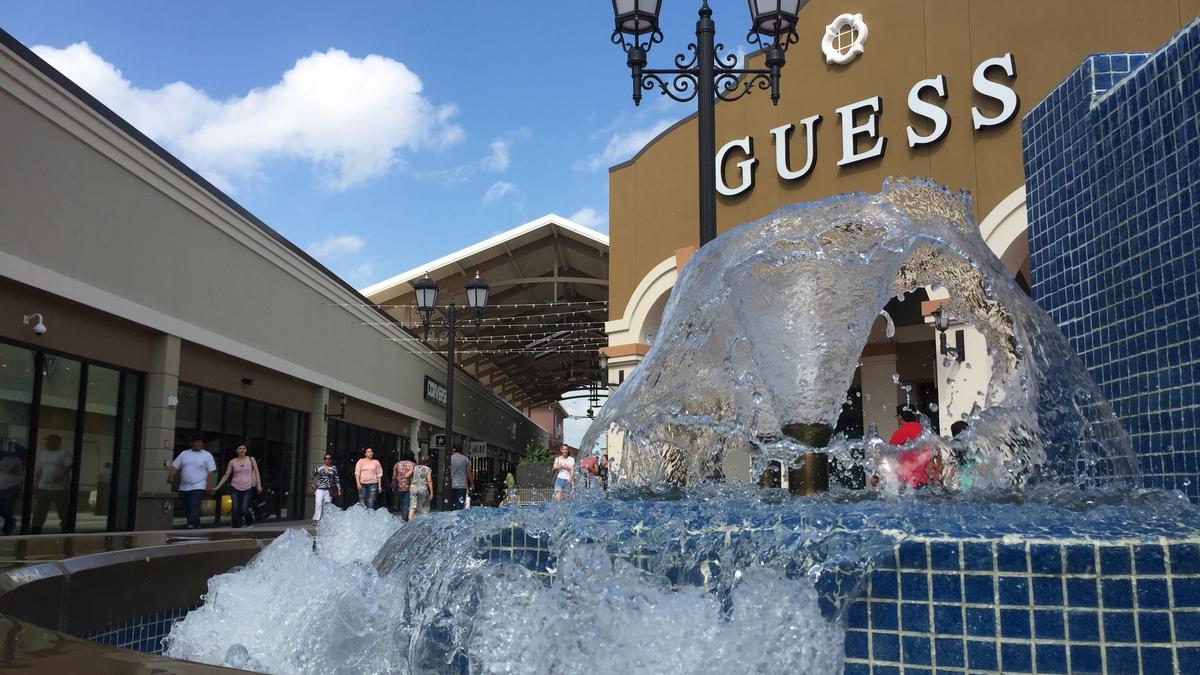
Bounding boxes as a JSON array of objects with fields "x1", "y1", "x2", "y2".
[
  {"x1": 31, "y1": 433, "x2": 72, "y2": 533},
  {"x1": 168, "y1": 435, "x2": 216, "y2": 529}
]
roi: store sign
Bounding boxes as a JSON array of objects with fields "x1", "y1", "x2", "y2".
[
  {"x1": 424, "y1": 376, "x2": 447, "y2": 406},
  {"x1": 716, "y1": 53, "x2": 1019, "y2": 196},
  {"x1": 468, "y1": 441, "x2": 488, "y2": 459}
]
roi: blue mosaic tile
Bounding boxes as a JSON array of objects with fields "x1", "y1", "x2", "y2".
[
  {"x1": 1067, "y1": 610, "x2": 1101, "y2": 641},
  {"x1": 1170, "y1": 543, "x2": 1200, "y2": 572},
  {"x1": 901, "y1": 602, "x2": 929, "y2": 632},
  {"x1": 843, "y1": 663, "x2": 870, "y2": 675},
  {"x1": 963, "y1": 575, "x2": 993, "y2": 604},
  {"x1": 871, "y1": 601, "x2": 898, "y2": 630},
  {"x1": 1036, "y1": 643, "x2": 1069, "y2": 674},
  {"x1": 1102, "y1": 578, "x2": 1134, "y2": 608},
  {"x1": 1001, "y1": 642, "x2": 1033, "y2": 673},
  {"x1": 998, "y1": 576, "x2": 1030, "y2": 606},
  {"x1": 1142, "y1": 646, "x2": 1174, "y2": 674},
  {"x1": 930, "y1": 573, "x2": 961, "y2": 603},
  {"x1": 870, "y1": 570, "x2": 898, "y2": 599},
  {"x1": 965, "y1": 607, "x2": 996, "y2": 637},
  {"x1": 873, "y1": 632, "x2": 900, "y2": 662},
  {"x1": 846, "y1": 600, "x2": 868, "y2": 629},
  {"x1": 1034, "y1": 609, "x2": 1065, "y2": 639},
  {"x1": 1066, "y1": 577, "x2": 1099, "y2": 608},
  {"x1": 1100, "y1": 546, "x2": 1133, "y2": 574},
  {"x1": 1106, "y1": 646, "x2": 1139, "y2": 674},
  {"x1": 1029, "y1": 544, "x2": 1062, "y2": 575},
  {"x1": 961, "y1": 542, "x2": 993, "y2": 571},
  {"x1": 900, "y1": 572, "x2": 929, "y2": 600},
  {"x1": 844, "y1": 629, "x2": 868, "y2": 659},
  {"x1": 1175, "y1": 609, "x2": 1200, "y2": 640},
  {"x1": 1177, "y1": 576, "x2": 1200, "y2": 606},
  {"x1": 935, "y1": 638, "x2": 965, "y2": 668},
  {"x1": 933, "y1": 604, "x2": 962, "y2": 634},
  {"x1": 901, "y1": 635, "x2": 932, "y2": 666},
  {"x1": 1135, "y1": 544, "x2": 1167, "y2": 574},
  {"x1": 898, "y1": 540, "x2": 926, "y2": 569},
  {"x1": 1070, "y1": 645, "x2": 1103, "y2": 673},
  {"x1": 1137, "y1": 578, "x2": 1170, "y2": 609},
  {"x1": 966, "y1": 640, "x2": 998, "y2": 671},
  {"x1": 1139, "y1": 611, "x2": 1172, "y2": 643},
  {"x1": 1103, "y1": 611, "x2": 1136, "y2": 641},
  {"x1": 1032, "y1": 576, "x2": 1063, "y2": 605},
  {"x1": 929, "y1": 541, "x2": 959, "y2": 570}
]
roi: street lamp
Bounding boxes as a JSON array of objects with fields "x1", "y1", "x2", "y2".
[
  {"x1": 414, "y1": 270, "x2": 490, "y2": 507},
  {"x1": 931, "y1": 305, "x2": 965, "y2": 363},
  {"x1": 610, "y1": 0, "x2": 805, "y2": 246}
]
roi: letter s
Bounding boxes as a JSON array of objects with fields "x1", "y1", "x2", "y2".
[
  {"x1": 971, "y1": 53, "x2": 1018, "y2": 130},
  {"x1": 906, "y1": 75, "x2": 949, "y2": 147}
]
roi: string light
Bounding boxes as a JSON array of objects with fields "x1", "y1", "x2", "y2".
[{"x1": 328, "y1": 300, "x2": 607, "y2": 309}]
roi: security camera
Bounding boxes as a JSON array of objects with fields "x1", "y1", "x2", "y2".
[{"x1": 23, "y1": 313, "x2": 46, "y2": 337}]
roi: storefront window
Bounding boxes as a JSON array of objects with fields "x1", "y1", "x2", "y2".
[
  {"x1": 30, "y1": 355, "x2": 81, "y2": 534},
  {"x1": 75, "y1": 365, "x2": 120, "y2": 533},
  {"x1": 172, "y1": 383, "x2": 308, "y2": 525},
  {"x1": 0, "y1": 344, "x2": 34, "y2": 535},
  {"x1": 325, "y1": 420, "x2": 406, "y2": 508}
]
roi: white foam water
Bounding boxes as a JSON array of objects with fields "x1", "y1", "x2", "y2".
[{"x1": 164, "y1": 501, "x2": 844, "y2": 674}]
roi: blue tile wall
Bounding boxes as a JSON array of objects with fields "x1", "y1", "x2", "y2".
[
  {"x1": 1023, "y1": 20, "x2": 1200, "y2": 501},
  {"x1": 80, "y1": 603, "x2": 199, "y2": 655}
]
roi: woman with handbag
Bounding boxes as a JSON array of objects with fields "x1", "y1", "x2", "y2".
[
  {"x1": 392, "y1": 451, "x2": 416, "y2": 521},
  {"x1": 212, "y1": 443, "x2": 262, "y2": 528}
]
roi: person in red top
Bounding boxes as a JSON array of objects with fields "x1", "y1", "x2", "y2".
[{"x1": 889, "y1": 405, "x2": 937, "y2": 488}]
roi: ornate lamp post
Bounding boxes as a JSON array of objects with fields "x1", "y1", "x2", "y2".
[
  {"x1": 611, "y1": 0, "x2": 805, "y2": 246},
  {"x1": 415, "y1": 271, "x2": 490, "y2": 507}
]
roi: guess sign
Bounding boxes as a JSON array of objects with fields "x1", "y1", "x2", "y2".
[{"x1": 716, "y1": 53, "x2": 1019, "y2": 196}]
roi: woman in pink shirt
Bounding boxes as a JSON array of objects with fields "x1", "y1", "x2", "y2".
[
  {"x1": 354, "y1": 447, "x2": 384, "y2": 509},
  {"x1": 212, "y1": 443, "x2": 262, "y2": 528}
]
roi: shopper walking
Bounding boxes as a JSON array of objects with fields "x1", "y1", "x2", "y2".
[
  {"x1": 392, "y1": 451, "x2": 416, "y2": 520},
  {"x1": 212, "y1": 443, "x2": 262, "y2": 528},
  {"x1": 168, "y1": 435, "x2": 216, "y2": 529},
  {"x1": 355, "y1": 447, "x2": 384, "y2": 509},
  {"x1": 552, "y1": 444, "x2": 574, "y2": 502},
  {"x1": 310, "y1": 453, "x2": 340, "y2": 524},
  {"x1": 31, "y1": 433, "x2": 72, "y2": 533},
  {"x1": 408, "y1": 454, "x2": 433, "y2": 520},
  {"x1": 449, "y1": 447, "x2": 473, "y2": 510}
]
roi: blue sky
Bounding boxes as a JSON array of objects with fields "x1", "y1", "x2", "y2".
[{"x1": 0, "y1": 2, "x2": 760, "y2": 288}]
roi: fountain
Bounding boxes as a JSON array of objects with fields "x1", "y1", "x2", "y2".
[{"x1": 162, "y1": 180, "x2": 1199, "y2": 674}]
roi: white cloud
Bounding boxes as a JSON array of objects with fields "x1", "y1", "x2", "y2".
[
  {"x1": 574, "y1": 119, "x2": 675, "y2": 172},
  {"x1": 421, "y1": 129, "x2": 528, "y2": 185},
  {"x1": 482, "y1": 180, "x2": 520, "y2": 205},
  {"x1": 305, "y1": 233, "x2": 365, "y2": 258},
  {"x1": 568, "y1": 207, "x2": 608, "y2": 232},
  {"x1": 32, "y1": 42, "x2": 464, "y2": 191},
  {"x1": 345, "y1": 261, "x2": 376, "y2": 287}
]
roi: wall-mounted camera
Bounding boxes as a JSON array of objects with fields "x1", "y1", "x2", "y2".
[{"x1": 22, "y1": 313, "x2": 46, "y2": 337}]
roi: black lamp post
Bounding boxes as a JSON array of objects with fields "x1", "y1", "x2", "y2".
[
  {"x1": 415, "y1": 271, "x2": 490, "y2": 508},
  {"x1": 611, "y1": 0, "x2": 804, "y2": 247}
]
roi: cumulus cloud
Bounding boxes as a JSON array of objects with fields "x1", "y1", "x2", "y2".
[
  {"x1": 574, "y1": 119, "x2": 675, "y2": 172},
  {"x1": 32, "y1": 42, "x2": 463, "y2": 191},
  {"x1": 568, "y1": 207, "x2": 608, "y2": 232},
  {"x1": 305, "y1": 234, "x2": 365, "y2": 258},
  {"x1": 482, "y1": 180, "x2": 521, "y2": 205}
]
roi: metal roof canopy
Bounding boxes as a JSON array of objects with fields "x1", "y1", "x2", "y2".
[{"x1": 362, "y1": 214, "x2": 609, "y2": 410}]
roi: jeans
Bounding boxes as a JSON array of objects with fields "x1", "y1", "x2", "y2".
[
  {"x1": 395, "y1": 490, "x2": 411, "y2": 520},
  {"x1": 231, "y1": 488, "x2": 253, "y2": 528},
  {"x1": 359, "y1": 483, "x2": 378, "y2": 509},
  {"x1": 451, "y1": 488, "x2": 467, "y2": 510},
  {"x1": 181, "y1": 489, "x2": 205, "y2": 528}
]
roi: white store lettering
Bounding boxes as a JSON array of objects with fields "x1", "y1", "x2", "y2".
[{"x1": 715, "y1": 53, "x2": 1019, "y2": 196}]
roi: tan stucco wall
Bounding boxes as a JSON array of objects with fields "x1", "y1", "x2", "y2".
[
  {"x1": 0, "y1": 39, "x2": 543, "y2": 454},
  {"x1": 609, "y1": 0, "x2": 1198, "y2": 320}
]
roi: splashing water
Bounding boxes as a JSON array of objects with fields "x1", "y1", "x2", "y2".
[
  {"x1": 163, "y1": 180, "x2": 1181, "y2": 674},
  {"x1": 584, "y1": 179, "x2": 1133, "y2": 490}
]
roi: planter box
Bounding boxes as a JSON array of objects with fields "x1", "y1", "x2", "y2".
[{"x1": 515, "y1": 464, "x2": 554, "y2": 489}]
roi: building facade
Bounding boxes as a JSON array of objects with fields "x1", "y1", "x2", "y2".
[
  {"x1": 603, "y1": 0, "x2": 1198, "y2": 475},
  {"x1": 0, "y1": 29, "x2": 546, "y2": 533}
]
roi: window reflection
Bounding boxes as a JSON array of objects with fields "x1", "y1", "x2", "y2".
[
  {"x1": 31, "y1": 356, "x2": 81, "y2": 534},
  {"x1": 0, "y1": 344, "x2": 34, "y2": 535}
]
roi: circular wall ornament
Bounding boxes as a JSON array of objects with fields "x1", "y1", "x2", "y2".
[{"x1": 821, "y1": 13, "x2": 869, "y2": 65}]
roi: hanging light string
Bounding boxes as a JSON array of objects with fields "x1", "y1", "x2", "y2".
[
  {"x1": 363, "y1": 307, "x2": 605, "y2": 321},
  {"x1": 329, "y1": 299, "x2": 608, "y2": 309},
  {"x1": 390, "y1": 347, "x2": 606, "y2": 355},
  {"x1": 370, "y1": 319, "x2": 605, "y2": 329}
]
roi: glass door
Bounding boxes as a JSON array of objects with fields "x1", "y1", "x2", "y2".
[
  {"x1": 29, "y1": 354, "x2": 81, "y2": 534},
  {"x1": 0, "y1": 344, "x2": 35, "y2": 536}
]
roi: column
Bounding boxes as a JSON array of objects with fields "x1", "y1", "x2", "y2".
[
  {"x1": 409, "y1": 419, "x2": 421, "y2": 458},
  {"x1": 860, "y1": 353, "x2": 901, "y2": 440},
  {"x1": 935, "y1": 324, "x2": 992, "y2": 435},
  {"x1": 304, "y1": 386, "x2": 329, "y2": 519},
  {"x1": 135, "y1": 334, "x2": 180, "y2": 531}
]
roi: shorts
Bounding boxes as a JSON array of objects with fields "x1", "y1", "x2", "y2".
[{"x1": 554, "y1": 477, "x2": 570, "y2": 492}]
